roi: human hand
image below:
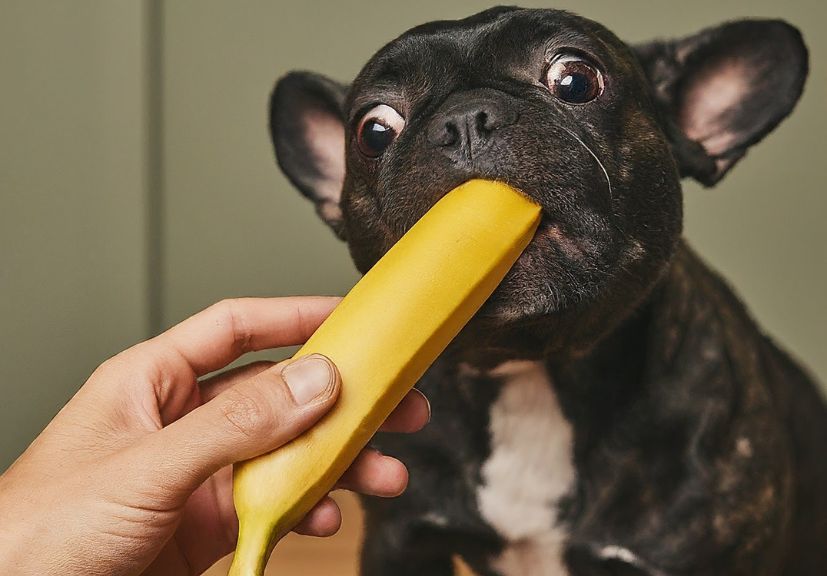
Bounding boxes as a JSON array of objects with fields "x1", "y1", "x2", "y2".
[{"x1": 0, "y1": 297, "x2": 430, "y2": 576}]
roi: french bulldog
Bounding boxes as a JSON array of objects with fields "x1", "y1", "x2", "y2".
[{"x1": 269, "y1": 7, "x2": 826, "y2": 575}]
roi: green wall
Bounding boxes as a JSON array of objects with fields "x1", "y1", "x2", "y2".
[
  {"x1": 2, "y1": 0, "x2": 825, "y2": 468},
  {"x1": 1, "y1": 2, "x2": 150, "y2": 466}
]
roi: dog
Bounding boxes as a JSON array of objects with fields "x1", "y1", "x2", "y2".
[{"x1": 269, "y1": 7, "x2": 826, "y2": 575}]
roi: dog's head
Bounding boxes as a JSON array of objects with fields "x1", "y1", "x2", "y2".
[{"x1": 270, "y1": 7, "x2": 807, "y2": 355}]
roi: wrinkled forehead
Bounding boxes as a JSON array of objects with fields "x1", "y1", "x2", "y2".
[{"x1": 347, "y1": 8, "x2": 626, "y2": 114}]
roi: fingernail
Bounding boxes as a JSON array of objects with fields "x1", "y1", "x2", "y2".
[
  {"x1": 414, "y1": 388, "x2": 432, "y2": 424},
  {"x1": 282, "y1": 354, "x2": 335, "y2": 404}
]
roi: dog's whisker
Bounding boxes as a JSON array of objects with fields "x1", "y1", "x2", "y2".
[{"x1": 559, "y1": 125, "x2": 613, "y2": 202}]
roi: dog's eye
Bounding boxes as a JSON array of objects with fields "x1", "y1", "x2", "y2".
[
  {"x1": 545, "y1": 55, "x2": 603, "y2": 104},
  {"x1": 357, "y1": 104, "x2": 405, "y2": 157}
]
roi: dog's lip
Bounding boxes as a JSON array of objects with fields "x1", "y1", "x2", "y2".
[{"x1": 471, "y1": 217, "x2": 564, "y2": 320}]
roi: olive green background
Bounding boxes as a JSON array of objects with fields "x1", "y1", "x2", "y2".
[{"x1": 1, "y1": 0, "x2": 825, "y2": 477}]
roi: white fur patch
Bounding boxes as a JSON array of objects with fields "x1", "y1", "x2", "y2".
[{"x1": 477, "y1": 360, "x2": 576, "y2": 575}]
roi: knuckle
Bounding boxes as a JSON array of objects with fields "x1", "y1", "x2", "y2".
[
  {"x1": 214, "y1": 298, "x2": 254, "y2": 355},
  {"x1": 93, "y1": 355, "x2": 119, "y2": 378},
  {"x1": 219, "y1": 386, "x2": 277, "y2": 438},
  {"x1": 91, "y1": 345, "x2": 170, "y2": 391},
  {"x1": 96, "y1": 346, "x2": 138, "y2": 375},
  {"x1": 213, "y1": 297, "x2": 239, "y2": 310}
]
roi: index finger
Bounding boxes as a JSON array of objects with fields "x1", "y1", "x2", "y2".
[{"x1": 146, "y1": 296, "x2": 341, "y2": 377}]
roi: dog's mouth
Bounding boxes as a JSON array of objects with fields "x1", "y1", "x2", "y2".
[
  {"x1": 348, "y1": 182, "x2": 613, "y2": 337},
  {"x1": 471, "y1": 204, "x2": 611, "y2": 325},
  {"x1": 361, "y1": 177, "x2": 604, "y2": 321}
]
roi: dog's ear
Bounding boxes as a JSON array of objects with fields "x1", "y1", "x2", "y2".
[
  {"x1": 634, "y1": 20, "x2": 808, "y2": 186},
  {"x1": 270, "y1": 71, "x2": 348, "y2": 238}
]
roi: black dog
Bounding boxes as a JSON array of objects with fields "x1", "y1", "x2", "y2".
[{"x1": 270, "y1": 7, "x2": 826, "y2": 575}]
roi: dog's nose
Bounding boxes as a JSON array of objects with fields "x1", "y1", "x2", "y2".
[{"x1": 427, "y1": 89, "x2": 518, "y2": 161}]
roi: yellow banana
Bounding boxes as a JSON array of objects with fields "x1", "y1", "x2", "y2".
[{"x1": 229, "y1": 179, "x2": 541, "y2": 576}]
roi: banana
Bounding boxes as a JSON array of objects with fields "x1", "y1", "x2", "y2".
[{"x1": 229, "y1": 179, "x2": 541, "y2": 576}]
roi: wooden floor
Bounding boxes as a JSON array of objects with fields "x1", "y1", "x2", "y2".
[{"x1": 206, "y1": 492, "x2": 475, "y2": 576}]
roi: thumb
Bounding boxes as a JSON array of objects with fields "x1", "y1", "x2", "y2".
[{"x1": 129, "y1": 354, "x2": 340, "y2": 499}]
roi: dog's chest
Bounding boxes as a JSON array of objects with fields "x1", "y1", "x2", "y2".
[{"x1": 474, "y1": 360, "x2": 576, "y2": 576}]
